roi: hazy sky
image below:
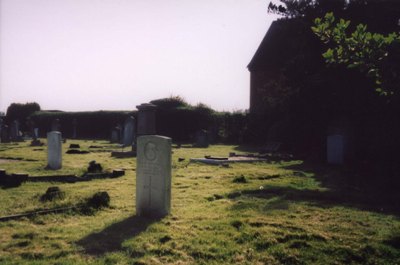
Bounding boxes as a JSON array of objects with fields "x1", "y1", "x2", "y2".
[{"x1": 0, "y1": 0, "x2": 278, "y2": 112}]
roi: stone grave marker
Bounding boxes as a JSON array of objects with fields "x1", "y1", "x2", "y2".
[
  {"x1": 136, "y1": 135, "x2": 171, "y2": 217},
  {"x1": 47, "y1": 131, "x2": 62, "y2": 169},
  {"x1": 194, "y1": 129, "x2": 209, "y2": 147},
  {"x1": 1, "y1": 125, "x2": 10, "y2": 143},
  {"x1": 123, "y1": 116, "x2": 135, "y2": 146},
  {"x1": 136, "y1": 103, "x2": 156, "y2": 136},
  {"x1": 327, "y1": 123, "x2": 353, "y2": 165}
]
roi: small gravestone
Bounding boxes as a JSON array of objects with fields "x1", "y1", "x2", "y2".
[
  {"x1": 194, "y1": 129, "x2": 209, "y2": 147},
  {"x1": 123, "y1": 116, "x2": 136, "y2": 146},
  {"x1": 1, "y1": 125, "x2": 10, "y2": 143},
  {"x1": 47, "y1": 131, "x2": 62, "y2": 169},
  {"x1": 136, "y1": 135, "x2": 171, "y2": 217},
  {"x1": 327, "y1": 123, "x2": 353, "y2": 165},
  {"x1": 136, "y1": 103, "x2": 156, "y2": 136},
  {"x1": 31, "y1": 128, "x2": 42, "y2": 146}
]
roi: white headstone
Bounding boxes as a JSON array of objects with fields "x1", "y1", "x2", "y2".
[
  {"x1": 327, "y1": 134, "x2": 346, "y2": 165},
  {"x1": 47, "y1": 131, "x2": 62, "y2": 169},
  {"x1": 123, "y1": 116, "x2": 135, "y2": 146},
  {"x1": 136, "y1": 135, "x2": 171, "y2": 217}
]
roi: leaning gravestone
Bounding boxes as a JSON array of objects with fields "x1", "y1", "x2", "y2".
[
  {"x1": 136, "y1": 135, "x2": 171, "y2": 217},
  {"x1": 123, "y1": 116, "x2": 135, "y2": 146},
  {"x1": 47, "y1": 131, "x2": 62, "y2": 169}
]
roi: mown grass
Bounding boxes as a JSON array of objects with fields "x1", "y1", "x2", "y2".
[{"x1": 0, "y1": 140, "x2": 399, "y2": 264}]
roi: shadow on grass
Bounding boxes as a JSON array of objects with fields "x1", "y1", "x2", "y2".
[
  {"x1": 229, "y1": 185, "x2": 400, "y2": 216},
  {"x1": 76, "y1": 215, "x2": 159, "y2": 256}
]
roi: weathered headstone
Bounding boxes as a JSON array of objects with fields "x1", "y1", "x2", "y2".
[
  {"x1": 72, "y1": 119, "x2": 77, "y2": 139},
  {"x1": 136, "y1": 135, "x2": 171, "y2": 217},
  {"x1": 47, "y1": 131, "x2": 62, "y2": 169},
  {"x1": 194, "y1": 129, "x2": 209, "y2": 148},
  {"x1": 123, "y1": 116, "x2": 135, "y2": 146},
  {"x1": 51, "y1": 119, "x2": 61, "y2": 132},
  {"x1": 136, "y1": 103, "x2": 156, "y2": 136}
]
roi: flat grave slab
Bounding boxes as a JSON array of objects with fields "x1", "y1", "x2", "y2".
[{"x1": 190, "y1": 156, "x2": 268, "y2": 165}]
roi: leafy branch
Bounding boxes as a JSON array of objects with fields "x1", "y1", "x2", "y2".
[{"x1": 312, "y1": 12, "x2": 400, "y2": 96}]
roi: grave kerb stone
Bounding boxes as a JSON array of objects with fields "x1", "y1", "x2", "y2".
[{"x1": 123, "y1": 116, "x2": 135, "y2": 146}]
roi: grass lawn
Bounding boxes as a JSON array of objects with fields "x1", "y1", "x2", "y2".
[{"x1": 0, "y1": 139, "x2": 399, "y2": 264}]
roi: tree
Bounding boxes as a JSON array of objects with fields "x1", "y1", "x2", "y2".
[
  {"x1": 312, "y1": 12, "x2": 400, "y2": 95},
  {"x1": 5, "y1": 102, "x2": 41, "y2": 129},
  {"x1": 268, "y1": 0, "x2": 346, "y2": 19}
]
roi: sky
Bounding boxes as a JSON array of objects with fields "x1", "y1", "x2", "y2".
[{"x1": 0, "y1": 0, "x2": 279, "y2": 112}]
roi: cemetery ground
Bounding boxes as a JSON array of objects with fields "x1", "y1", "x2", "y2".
[{"x1": 0, "y1": 140, "x2": 399, "y2": 265}]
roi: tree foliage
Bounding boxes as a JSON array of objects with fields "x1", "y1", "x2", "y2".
[
  {"x1": 5, "y1": 102, "x2": 41, "y2": 125},
  {"x1": 268, "y1": 0, "x2": 347, "y2": 19},
  {"x1": 312, "y1": 12, "x2": 400, "y2": 95}
]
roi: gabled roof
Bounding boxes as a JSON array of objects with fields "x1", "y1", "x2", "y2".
[{"x1": 247, "y1": 18, "x2": 321, "y2": 71}]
